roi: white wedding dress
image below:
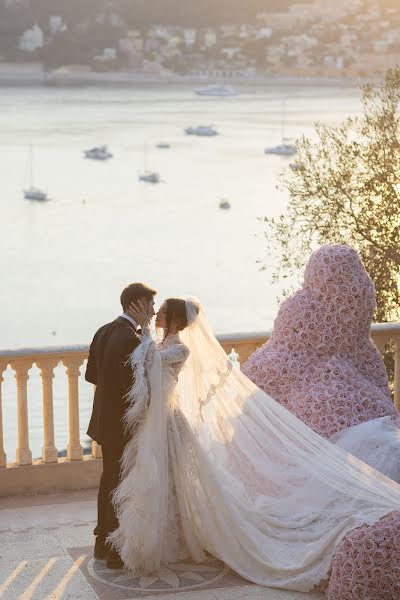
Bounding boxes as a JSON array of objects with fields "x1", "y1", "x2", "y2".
[
  {"x1": 156, "y1": 332, "x2": 194, "y2": 563},
  {"x1": 109, "y1": 299, "x2": 400, "y2": 592}
]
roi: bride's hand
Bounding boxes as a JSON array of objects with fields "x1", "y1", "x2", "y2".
[{"x1": 127, "y1": 301, "x2": 150, "y2": 327}]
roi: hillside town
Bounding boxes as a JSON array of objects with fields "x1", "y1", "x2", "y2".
[{"x1": 0, "y1": 0, "x2": 400, "y2": 81}]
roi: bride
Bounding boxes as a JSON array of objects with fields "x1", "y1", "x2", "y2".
[{"x1": 109, "y1": 297, "x2": 400, "y2": 598}]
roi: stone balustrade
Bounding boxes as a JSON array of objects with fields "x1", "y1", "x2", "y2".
[{"x1": 0, "y1": 323, "x2": 399, "y2": 496}]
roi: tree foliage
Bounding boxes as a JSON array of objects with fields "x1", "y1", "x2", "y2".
[{"x1": 263, "y1": 68, "x2": 400, "y2": 322}]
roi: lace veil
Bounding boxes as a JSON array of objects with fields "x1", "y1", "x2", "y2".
[{"x1": 177, "y1": 299, "x2": 400, "y2": 589}]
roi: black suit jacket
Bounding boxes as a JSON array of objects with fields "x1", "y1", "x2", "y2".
[{"x1": 86, "y1": 317, "x2": 141, "y2": 447}]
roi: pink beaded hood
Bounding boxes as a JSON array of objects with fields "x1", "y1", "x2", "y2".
[{"x1": 244, "y1": 244, "x2": 400, "y2": 438}]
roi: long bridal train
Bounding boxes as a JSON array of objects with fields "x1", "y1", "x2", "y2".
[{"x1": 110, "y1": 298, "x2": 400, "y2": 600}]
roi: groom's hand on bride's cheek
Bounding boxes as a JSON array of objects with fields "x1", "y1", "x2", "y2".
[
  {"x1": 128, "y1": 301, "x2": 150, "y2": 326},
  {"x1": 139, "y1": 299, "x2": 154, "y2": 321},
  {"x1": 126, "y1": 301, "x2": 139, "y2": 320}
]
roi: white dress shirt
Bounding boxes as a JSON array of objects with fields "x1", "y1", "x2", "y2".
[{"x1": 120, "y1": 313, "x2": 138, "y2": 330}]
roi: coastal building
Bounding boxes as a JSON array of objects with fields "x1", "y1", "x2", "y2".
[
  {"x1": 167, "y1": 36, "x2": 183, "y2": 50},
  {"x1": 2, "y1": 0, "x2": 400, "y2": 81},
  {"x1": 265, "y1": 44, "x2": 285, "y2": 69},
  {"x1": 49, "y1": 15, "x2": 65, "y2": 35},
  {"x1": 340, "y1": 31, "x2": 358, "y2": 49},
  {"x1": 239, "y1": 25, "x2": 254, "y2": 39},
  {"x1": 221, "y1": 47, "x2": 240, "y2": 60},
  {"x1": 296, "y1": 54, "x2": 314, "y2": 69},
  {"x1": 187, "y1": 66, "x2": 256, "y2": 79},
  {"x1": 282, "y1": 34, "x2": 318, "y2": 53},
  {"x1": 94, "y1": 48, "x2": 117, "y2": 62},
  {"x1": 323, "y1": 55, "x2": 344, "y2": 70},
  {"x1": 153, "y1": 25, "x2": 170, "y2": 40},
  {"x1": 204, "y1": 29, "x2": 217, "y2": 48},
  {"x1": 256, "y1": 27, "x2": 273, "y2": 40},
  {"x1": 183, "y1": 29, "x2": 197, "y2": 47},
  {"x1": 18, "y1": 24, "x2": 44, "y2": 52}
]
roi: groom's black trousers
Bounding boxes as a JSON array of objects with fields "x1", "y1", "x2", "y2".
[
  {"x1": 86, "y1": 316, "x2": 141, "y2": 546},
  {"x1": 95, "y1": 443, "x2": 125, "y2": 542}
]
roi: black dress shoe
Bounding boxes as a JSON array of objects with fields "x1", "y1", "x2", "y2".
[
  {"x1": 106, "y1": 551, "x2": 124, "y2": 570},
  {"x1": 94, "y1": 536, "x2": 107, "y2": 560}
]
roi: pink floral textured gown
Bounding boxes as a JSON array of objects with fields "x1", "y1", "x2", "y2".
[
  {"x1": 243, "y1": 244, "x2": 400, "y2": 600},
  {"x1": 244, "y1": 244, "x2": 400, "y2": 478}
]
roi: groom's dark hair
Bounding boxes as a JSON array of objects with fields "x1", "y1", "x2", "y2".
[{"x1": 120, "y1": 282, "x2": 157, "y2": 311}]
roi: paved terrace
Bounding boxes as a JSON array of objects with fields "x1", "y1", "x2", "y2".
[
  {"x1": 0, "y1": 489, "x2": 324, "y2": 600},
  {"x1": 0, "y1": 326, "x2": 399, "y2": 599}
]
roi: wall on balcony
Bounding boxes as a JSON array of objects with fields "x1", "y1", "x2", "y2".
[{"x1": 0, "y1": 325, "x2": 399, "y2": 497}]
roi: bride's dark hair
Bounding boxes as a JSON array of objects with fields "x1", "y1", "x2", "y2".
[{"x1": 164, "y1": 298, "x2": 188, "y2": 339}]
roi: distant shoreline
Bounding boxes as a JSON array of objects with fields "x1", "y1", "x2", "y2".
[{"x1": 0, "y1": 69, "x2": 364, "y2": 88}]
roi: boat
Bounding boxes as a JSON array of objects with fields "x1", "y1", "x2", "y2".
[
  {"x1": 265, "y1": 143, "x2": 296, "y2": 156},
  {"x1": 139, "y1": 143, "x2": 160, "y2": 183},
  {"x1": 156, "y1": 142, "x2": 170, "y2": 149},
  {"x1": 194, "y1": 84, "x2": 239, "y2": 97},
  {"x1": 185, "y1": 125, "x2": 218, "y2": 137},
  {"x1": 24, "y1": 187, "x2": 48, "y2": 201},
  {"x1": 84, "y1": 145, "x2": 113, "y2": 160},
  {"x1": 264, "y1": 99, "x2": 297, "y2": 157},
  {"x1": 219, "y1": 200, "x2": 231, "y2": 210},
  {"x1": 23, "y1": 146, "x2": 48, "y2": 201},
  {"x1": 139, "y1": 171, "x2": 160, "y2": 184}
]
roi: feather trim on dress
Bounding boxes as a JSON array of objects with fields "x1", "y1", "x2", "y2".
[{"x1": 108, "y1": 335, "x2": 168, "y2": 574}]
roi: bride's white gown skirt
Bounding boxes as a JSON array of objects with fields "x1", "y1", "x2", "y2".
[{"x1": 333, "y1": 417, "x2": 400, "y2": 483}]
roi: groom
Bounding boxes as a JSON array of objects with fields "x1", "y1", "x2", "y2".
[{"x1": 86, "y1": 282, "x2": 156, "y2": 569}]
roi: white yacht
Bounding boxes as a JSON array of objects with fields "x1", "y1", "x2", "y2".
[
  {"x1": 264, "y1": 143, "x2": 296, "y2": 156},
  {"x1": 194, "y1": 84, "x2": 239, "y2": 97},
  {"x1": 84, "y1": 145, "x2": 113, "y2": 160},
  {"x1": 23, "y1": 146, "x2": 48, "y2": 201},
  {"x1": 139, "y1": 171, "x2": 160, "y2": 184},
  {"x1": 185, "y1": 125, "x2": 218, "y2": 137},
  {"x1": 24, "y1": 186, "x2": 48, "y2": 201}
]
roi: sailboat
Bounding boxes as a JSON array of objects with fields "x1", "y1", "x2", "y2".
[
  {"x1": 138, "y1": 144, "x2": 161, "y2": 184},
  {"x1": 156, "y1": 123, "x2": 171, "y2": 149},
  {"x1": 264, "y1": 100, "x2": 296, "y2": 157},
  {"x1": 24, "y1": 146, "x2": 48, "y2": 201}
]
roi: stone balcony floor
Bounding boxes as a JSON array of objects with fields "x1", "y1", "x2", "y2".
[{"x1": 0, "y1": 489, "x2": 323, "y2": 600}]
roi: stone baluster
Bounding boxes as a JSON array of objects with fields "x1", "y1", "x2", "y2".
[
  {"x1": 373, "y1": 335, "x2": 387, "y2": 356},
  {"x1": 394, "y1": 337, "x2": 400, "y2": 412},
  {"x1": 0, "y1": 361, "x2": 7, "y2": 467},
  {"x1": 62, "y1": 356, "x2": 84, "y2": 461},
  {"x1": 92, "y1": 441, "x2": 102, "y2": 459},
  {"x1": 36, "y1": 357, "x2": 59, "y2": 463},
  {"x1": 10, "y1": 359, "x2": 33, "y2": 465}
]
